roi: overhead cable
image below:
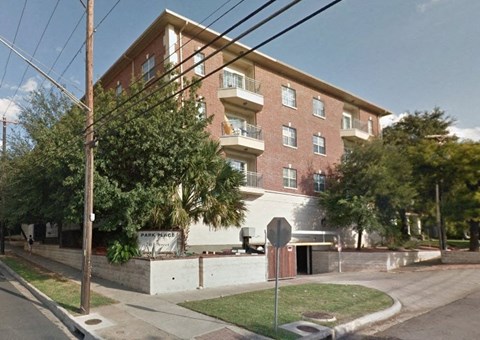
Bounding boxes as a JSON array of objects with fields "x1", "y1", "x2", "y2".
[
  {"x1": 95, "y1": 0, "x2": 344, "y2": 140},
  {"x1": 90, "y1": 0, "x2": 278, "y2": 131},
  {"x1": 2, "y1": 0, "x2": 61, "y2": 117},
  {"x1": 0, "y1": 0, "x2": 28, "y2": 89}
]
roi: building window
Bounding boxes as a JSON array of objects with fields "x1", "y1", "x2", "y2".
[
  {"x1": 313, "y1": 98, "x2": 325, "y2": 118},
  {"x1": 283, "y1": 168, "x2": 297, "y2": 189},
  {"x1": 368, "y1": 119, "x2": 374, "y2": 135},
  {"x1": 227, "y1": 159, "x2": 246, "y2": 172},
  {"x1": 282, "y1": 126, "x2": 297, "y2": 147},
  {"x1": 313, "y1": 135, "x2": 326, "y2": 155},
  {"x1": 142, "y1": 55, "x2": 155, "y2": 82},
  {"x1": 223, "y1": 69, "x2": 244, "y2": 89},
  {"x1": 194, "y1": 52, "x2": 205, "y2": 76},
  {"x1": 281, "y1": 86, "x2": 296, "y2": 108},
  {"x1": 196, "y1": 101, "x2": 206, "y2": 120},
  {"x1": 115, "y1": 83, "x2": 122, "y2": 97},
  {"x1": 342, "y1": 112, "x2": 352, "y2": 129},
  {"x1": 314, "y1": 173, "x2": 326, "y2": 192}
]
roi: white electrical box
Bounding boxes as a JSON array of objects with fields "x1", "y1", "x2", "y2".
[{"x1": 241, "y1": 227, "x2": 255, "y2": 237}]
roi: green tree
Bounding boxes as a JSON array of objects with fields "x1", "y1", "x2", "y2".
[
  {"x1": 6, "y1": 75, "x2": 246, "y2": 256},
  {"x1": 382, "y1": 107, "x2": 455, "y2": 146},
  {"x1": 441, "y1": 142, "x2": 480, "y2": 251},
  {"x1": 383, "y1": 108, "x2": 456, "y2": 249},
  {"x1": 93, "y1": 77, "x2": 246, "y2": 251},
  {"x1": 5, "y1": 89, "x2": 84, "y2": 226},
  {"x1": 148, "y1": 140, "x2": 246, "y2": 251},
  {"x1": 320, "y1": 139, "x2": 415, "y2": 249}
]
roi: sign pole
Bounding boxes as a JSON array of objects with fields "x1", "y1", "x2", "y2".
[
  {"x1": 266, "y1": 217, "x2": 292, "y2": 334},
  {"x1": 274, "y1": 242, "x2": 280, "y2": 332}
]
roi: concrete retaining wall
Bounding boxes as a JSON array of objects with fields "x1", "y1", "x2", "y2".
[
  {"x1": 312, "y1": 250, "x2": 441, "y2": 273},
  {"x1": 200, "y1": 255, "x2": 266, "y2": 288},
  {"x1": 441, "y1": 250, "x2": 480, "y2": 264},
  {"x1": 30, "y1": 244, "x2": 266, "y2": 294},
  {"x1": 150, "y1": 258, "x2": 199, "y2": 293}
]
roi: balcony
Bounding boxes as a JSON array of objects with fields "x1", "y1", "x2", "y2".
[
  {"x1": 240, "y1": 171, "x2": 264, "y2": 196},
  {"x1": 340, "y1": 118, "x2": 370, "y2": 142},
  {"x1": 217, "y1": 72, "x2": 264, "y2": 111},
  {"x1": 220, "y1": 121, "x2": 265, "y2": 155}
]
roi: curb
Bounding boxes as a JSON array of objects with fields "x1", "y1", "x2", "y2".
[
  {"x1": 0, "y1": 259, "x2": 100, "y2": 340},
  {"x1": 334, "y1": 298, "x2": 402, "y2": 339},
  {"x1": 1, "y1": 254, "x2": 402, "y2": 340}
]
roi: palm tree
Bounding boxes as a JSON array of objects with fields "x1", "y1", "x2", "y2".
[{"x1": 150, "y1": 140, "x2": 246, "y2": 253}]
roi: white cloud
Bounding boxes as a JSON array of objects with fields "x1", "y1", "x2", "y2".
[
  {"x1": 448, "y1": 126, "x2": 480, "y2": 142},
  {"x1": 417, "y1": 0, "x2": 444, "y2": 13},
  {"x1": 380, "y1": 112, "x2": 409, "y2": 128},
  {"x1": 19, "y1": 77, "x2": 39, "y2": 93},
  {"x1": 0, "y1": 97, "x2": 21, "y2": 120},
  {"x1": 381, "y1": 113, "x2": 480, "y2": 142}
]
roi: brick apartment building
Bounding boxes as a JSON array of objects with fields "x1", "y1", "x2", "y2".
[{"x1": 99, "y1": 10, "x2": 392, "y2": 253}]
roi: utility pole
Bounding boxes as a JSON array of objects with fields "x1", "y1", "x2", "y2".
[
  {"x1": 0, "y1": 116, "x2": 17, "y2": 255},
  {"x1": 0, "y1": 116, "x2": 6, "y2": 255},
  {"x1": 425, "y1": 134, "x2": 449, "y2": 251},
  {"x1": 435, "y1": 182, "x2": 444, "y2": 250},
  {"x1": 80, "y1": 0, "x2": 94, "y2": 315}
]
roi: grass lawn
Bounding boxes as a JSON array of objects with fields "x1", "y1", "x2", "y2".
[
  {"x1": 447, "y1": 240, "x2": 469, "y2": 249},
  {"x1": 2, "y1": 255, "x2": 116, "y2": 314},
  {"x1": 180, "y1": 283, "x2": 393, "y2": 339},
  {"x1": 420, "y1": 239, "x2": 469, "y2": 249}
]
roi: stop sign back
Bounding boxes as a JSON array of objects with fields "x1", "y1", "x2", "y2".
[{"x1": 267, "y1": 217, "x2": 292, "y2": 247}]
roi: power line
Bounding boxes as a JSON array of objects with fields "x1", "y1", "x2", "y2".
[
  {"x1": 47, "y1": 0, "x2": 273, "y2": 155},
  {"x1": 95, "y1": 0, "x2": 120, "y2": 30},
  {"x1": 96, "y1": 0, "x2": 344, "y2": 141},
  {"x1": 90, "y1": 0, "x2": 277, "y2": 132},
  {"x1": 9, "y1": 0, "x2": 256, "y2": 169},
  {"x1": 101, "y1": 0, "x2": 247, "y2": 112},
  {"x1": 19, "y1": 0, "x2": 345, "y2": 172},
  {"x1": 0, "y1": 35, "x2": 83, "y2": 93},
  {"x1": 0, "y1": 35, "x2": 89, "y2": 111},
  {"x1": 0, "y1": 0, "x2": 28, "y2": 89},
  {"x1": 58, "y1": 0, "x2": 121, "y2": 83},
  {"x1": 40, "y1": 12, "x2": 86, "y2": 89},
  {"x1": 2, "y1": 0, "x2": 60, "y2": 117}
]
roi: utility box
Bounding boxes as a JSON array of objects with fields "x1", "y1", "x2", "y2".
[{"x1": 241, "y1": 227, "x2": 255, "y2": 237}]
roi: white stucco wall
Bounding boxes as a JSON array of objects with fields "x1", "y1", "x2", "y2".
[
  {"x1": 188, "y1": 191, "x2": 322, "y2": 247},
  {"x1": 150, "y1": 258, "x2": 198, "y2": 293},
  {"x1": 200, "y1": 255, "x2": 266, "y2": 288}
]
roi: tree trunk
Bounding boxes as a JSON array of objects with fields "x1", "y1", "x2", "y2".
[
  {"x1": 356, "y1": 228, "x2": 363, "y2": 250},
  {"x1": 440, "y1": 214, "x2": 447, "y2": 250},
  {"x1": 469, "y1": 220, "x2": 479, "y2": 252},
  {"x1": 398, "y1": 209, "x2": 409, "y2": 239}
]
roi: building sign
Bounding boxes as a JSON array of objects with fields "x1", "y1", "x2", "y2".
[
  {"x1": 138, "y1": 231, "x2": 180, "y2": 256},
  {"x1": 46, "y1": 222, "x2": 59, "y2": 238}
]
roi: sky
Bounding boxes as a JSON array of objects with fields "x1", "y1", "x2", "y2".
[{"x1": 1, "y1": 0, "x2": 479, "y2": 141}]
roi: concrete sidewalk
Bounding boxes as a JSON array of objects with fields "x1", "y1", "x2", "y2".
[{"x1": 3, "y1": 244, "x2": 480, "y2": 339}]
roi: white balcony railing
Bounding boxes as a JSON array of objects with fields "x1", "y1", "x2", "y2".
[
  {"x1": 221, "y1": 121, "x2": 263, "y2": 141},
  {"x1": 342, "y1": 118, "x2": 368, "y2": 133},
  {"x1": 219, "y1": 72, "x2": 261, "y2": 94},
  {"x1": 244, "y1": 171, "x2": 263, "y2": 189}
]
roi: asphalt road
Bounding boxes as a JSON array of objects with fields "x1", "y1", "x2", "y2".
[
  {"x1": 0, "y1": 268, "x2": 77, "y2": 340},
  {"x1": 374, "y1": 289, "x2": 480, "y2": 340},
  {"x1": 331, "y1": 263, "x2": 480, "y2": 340}
]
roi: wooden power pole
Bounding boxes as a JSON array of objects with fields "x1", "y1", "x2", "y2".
[
  {"x1": 0, "y1": 116, "x2": 6, "y2": 255},
  {"x1": 80, "y1": 0, "x2": 94, "y2": 315}
]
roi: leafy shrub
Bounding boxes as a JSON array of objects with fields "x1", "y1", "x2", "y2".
[{"x1": 106, "y1": 239, "x2": 140, "y2": 264}]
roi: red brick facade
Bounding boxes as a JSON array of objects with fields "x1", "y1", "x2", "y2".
[{"x1": 100, "y1": 10, "x2": 390, "y2": 199}]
